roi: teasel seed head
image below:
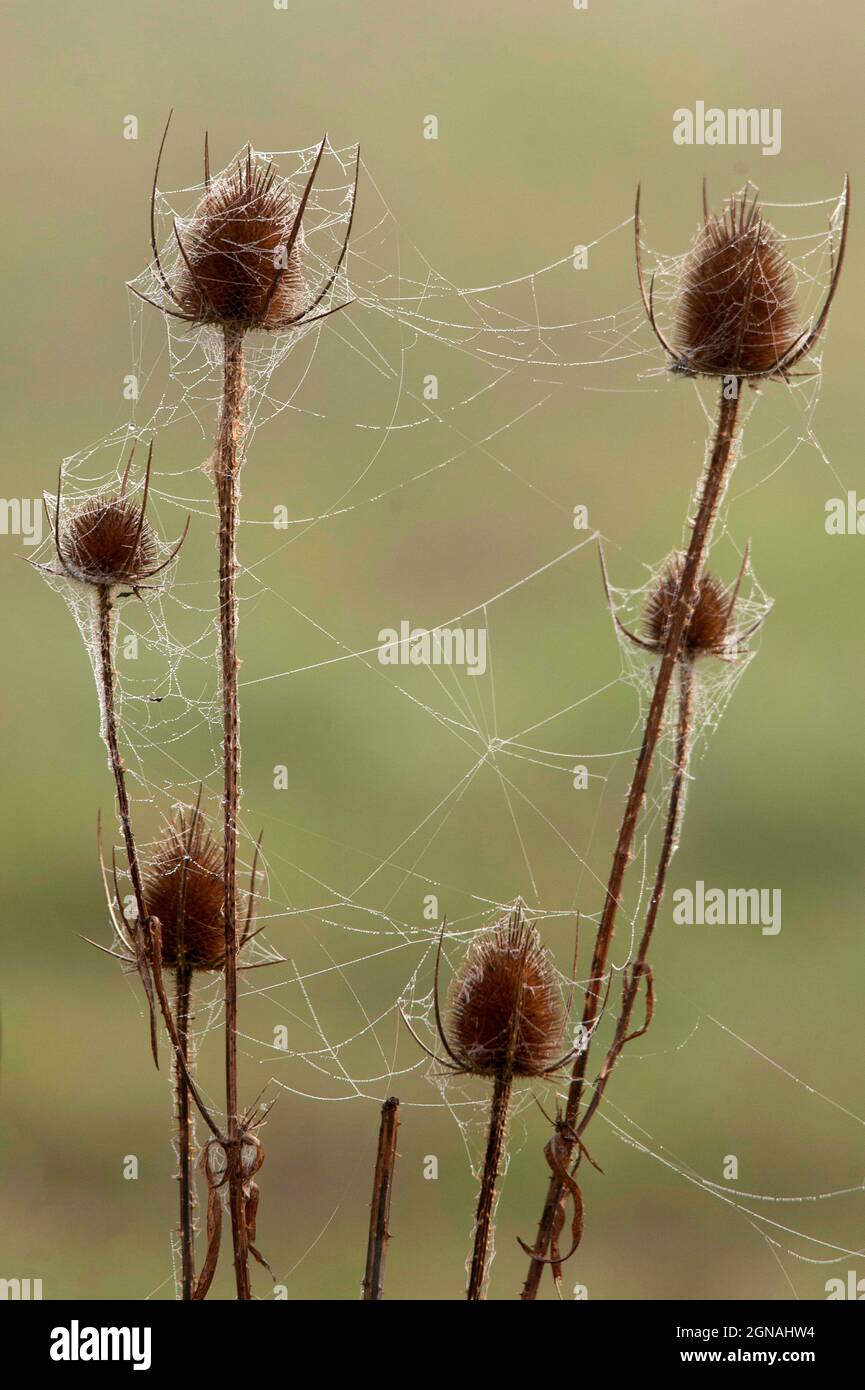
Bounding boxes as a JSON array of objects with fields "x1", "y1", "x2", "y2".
[
  {"x1": 43, "y1": 441, "x2": 189, "y2": 594},
  {"x1": 144, "y1": 802, "x2": 226, "y2": 971},
  {"x1": 449, "y1": 903, "x2": 567, "y2": 1079},
  {"x1": 172, "y1": 149, "x2": 307, "y2": 330},
  {"x1": 644, "y1": 558, "x2": 735, "y2": 658},
  {"x1": 601, "y1": 543, "x2": 765, "y2": 664},
  {"x1": 62, "y1": 495, "x2": 157, "y2": 588},
  {"x1": 134, "y1": 117, "x2": 360, "y2": 336},
  {"x1": 674, "y1": 189, "x2": 799, "y2": 377},
  {"x1": 635, "y1": 178, "x2": 849, "y2": 380}
]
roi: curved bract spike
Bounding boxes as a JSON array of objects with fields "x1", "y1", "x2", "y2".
[
  {"x1": 432, "y1": 918, "x2": 468, "y2": 1072},
  {"x1": 271, "y1": 298, "x2": 356, "y2": 334},
  {"x1": 52, "y1": 463, "x2": 66, "y2": 568},
  {"x1": 128, "y1": 281, "x2": 197, "y2": 322},
  {"x1": 397, "y1": 1005, "x2": 461, "y2": 1073},
  {"x1": 282, "y1": 143, "x2": 361, "y2": 327},
  {"x1": 172, "y1": 218, "x2": 216, "y2": 321},
  {"x1": 597, "y1": 541, "x2": 658, "y2": 653},
  {"x1": 150, "y1": 110, "x2": 182, "y2": 306},
  {"x1": 257, "y1": 135, "x2": 328, "y2": 323},
  {"x1": 139, "y1": 513, "x2": 191, "y2": 582},
  {"x1": 539, "y1": 1043, "x2": 581, "y2": 1076},
  {"x1": 119, "y1": 438, "x2": 138, "y2": 496},
  {"x1": 128, "y1": 438, "x2": 154, "y2": 571},
  {"x1": 97, "y1": 810, "x2": 134, "y2": 953},
  {"x1": 240, "y1": 830, "x2": 265, "y2": 948},
  {"x1": 562, "y1": 912, "x2": 580, "y2": 1024},
  {"x1": 634, "y1": 187, "x2": 679, "y2": 362},
  {"x1": 79, "y1": 934, "x2": 136, "y2": 965},
  {"x1": 736, "y1": 610, "x2": 771, "y2": 646},
  {"x1": 775, "y1": 174, "x2": 850, "y2": 374},
  {"x1": 723, "y1": 540, "x2": 751, "y2": 630},
  {"x1": 647, "y1": 272, "x2": 678, "y2": 362}
]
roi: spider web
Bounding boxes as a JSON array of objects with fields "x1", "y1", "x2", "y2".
[{"x1": 34, "y1": 151, "x2": 860, "y2": 1298}]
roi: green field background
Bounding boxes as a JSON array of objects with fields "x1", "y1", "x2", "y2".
[{"x1": 1, "y1": 0, "x2": 863, "y2": 1300}]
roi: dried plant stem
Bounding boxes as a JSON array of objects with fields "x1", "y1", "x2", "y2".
[
  {"x1": 468, "y1": 1071, "x2": 513, "y2": 1300},
  {"x1": 96, "y1": 587, "x2": 148, "y2": 923},
  {"x1": 174, "y1": 965, "x2": 196, "y2": 1300},
  {"x1": 579, "y1": 657, "x2": 694, "y2": 1139},
  {"x1": 96, "y1": 587, "x2": 208, "y2": 1296},
  {"x1": 521, "y1": 383, "x2": 741, "y2": 1299},
  {"x1": 361, "y1": 1097, "x2": 400, "y2": 1301},
  {"x1": 214, "y1": 323, "x2": 251, "y2": 1300}
]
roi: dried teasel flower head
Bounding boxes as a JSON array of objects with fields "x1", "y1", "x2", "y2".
[
  {"x1": 644, "y1": 557, "x2": 736, "y2": 658},
  {"x1": 144, "y1": 800, "x2": 225, "y2": 971},
  {"x1": 43, "y1": 441, "x2": 189, "y2": 594},
  {"x1": 601, "y1": 544, "x2": 767, "y2": 663},
  {"x1": 134, "y1": 116, "x2": 359, "y2": 335},
  {"x1": 173, "y1": 150, "x2": 307, "y2": 328},
  {"x1": 63, "y1": 495, "x2": 156, "y2": 588},
  {"x1": 447, "y1": 903, "x2": 570, "y2": 1079},
  {"x1": 143, "y1": 792, "x2": 264, "y2": 972},
  {"x1": 674, "y1": 190, "x2": 799, "y2": 377},
  {"x1": 635, "y1": 178, "x2": 849, "y2": 380}
]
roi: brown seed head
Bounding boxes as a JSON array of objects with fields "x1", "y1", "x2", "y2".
[
  {"x1": 674, "y1": 189, "x2": 800, "y2": 377},
  {"x1": 62, "y1": 495, "x2": 156, "y2": 588},
  {"x1": 448, "y1": 904, "x2": 566, "y2": 1078},
  {"x1": 144, "y1": 805, "x2": 226, "y2": 971},
  {"x1": 172, "y1": 150, "x2": 306, "y2": 329},
  {"x1": 644, "y1": 558, "x2": 733, "y2": 657}
]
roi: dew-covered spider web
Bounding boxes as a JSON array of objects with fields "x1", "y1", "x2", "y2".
[{"x1": 33, "y1": 146, "x2": 861, "y2": 1298}]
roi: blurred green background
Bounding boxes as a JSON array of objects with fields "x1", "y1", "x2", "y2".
[{"x1": 2, "y1": 0, "x2": 863, "y2": 1301}]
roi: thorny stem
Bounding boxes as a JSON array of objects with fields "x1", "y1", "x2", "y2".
[
  {"x1": 215, "y1": 324, "x2": 251, "y2": 1300},
  {"x1": 96, "y1": 586, "x2": 149, "y2": 924},
  {"x1": 468, "y1": 1071, "x2": 513, "y2": 1300},
  {"x1": 521, "y1": 382, "x2": 742, "y2": 1299},
  {"x1": 361, "y1": 1097, "x2": 400, "y2": 1301},
  {"x1": 175, "y1": 965, "x2": 196, "y2": 1300},
  {"x1": 96, "y1": 586, "x2": 220, "y2": 1296},
  {"x1": 579, "y1": 657, "x2": 694, "y2": 1139},
  {"x1": 96, "y1": 585, "x2": 220, "y2": 1221}
]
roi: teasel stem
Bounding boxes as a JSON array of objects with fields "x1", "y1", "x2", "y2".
[
  {"x1": 521, "y1": 382, "x2": 741, "y2": 1299},
  {"x1": 468, "y1": 1070, "x2": 513, "y2": 1300},
  {"x1": 214, "y1": 323, "x2": 251, "y2": 1300},
  {"x1": 96, "y1": 585, "x2": 216, "y2": 1297},
  {"x1": 361, "y1": 1097, "x2": 400, "y2": 1301},
  {"x1": 579, "y1": 656, "x2": 693, "y2": 1140},
  {"x1": 174, "y1": 965, "x2": 196, "y2": 1299},
  {"x1": 96, "y1": 585, "x2": 149, "y2": 925}
]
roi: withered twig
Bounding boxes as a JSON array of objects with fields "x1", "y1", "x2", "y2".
[{"x1": 361, "y1": 1097, "x2": 401, "y2": 1300}]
